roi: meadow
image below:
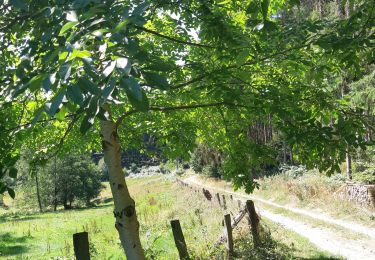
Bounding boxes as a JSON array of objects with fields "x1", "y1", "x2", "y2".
[{"x1": 0, "y1": 174, "x2": 338, "y2": 259}]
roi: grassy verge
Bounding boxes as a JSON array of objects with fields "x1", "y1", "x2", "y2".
[
  {"x1": 1, "y1": 174, "x2": 338, "y2": 259},
  {"x1": 185, "y1": 171, "x2": 375, "y2": 228}
]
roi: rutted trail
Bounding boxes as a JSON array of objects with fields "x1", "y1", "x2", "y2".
[{"x1": 183, "y1": 175, "x2": 375, "y2": 260}]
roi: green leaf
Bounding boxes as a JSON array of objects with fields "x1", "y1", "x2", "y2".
[
  {"x1": 103, "y1": 61, "x2": 116, "y2": 77},
  {"x1": 77, "y1": 78, "x2": 101, "y2": 95},
  {"x1": 7, "y1": 187, "x2": 15, "y2": 199},
  {"x1": 116, "y1": 58, "x2": 131, "y2": 76},
  {"x1": 55, "y1": 106, "x2": 67, "y2": 121},
  {"x1": 45, "y1": 91, "x2": 65, "y2": 117},
  {"x1": 60, "y1": 62, "x2": 72, "y2": 81},
  {"x1": 80, "y1": 114, "x2": 95, "y2": 134},
  {"x1": 132, "y1": 2, "x2": 150, "y2": 16},
  {"x1": 8, "y1": 168, "x2": 17, "y2": 178},
  {"x1": 97, "y1": 107, "x2": 111, "y2": 121},
  {"x1": 72, "y1": 49, "x2": 91, "y2": 59},
  {"x1": 120, "y1": 77, "x2": 149, "y2": 111},
  {"x1": 101, "y1": 78, "x2": 116, "y2": 104},
  {"x1": 143, "y1": 72, "x2": 170, "y2": 90},
  {"x1": 145, "y1": 61, "x2": 174, "y2": 72},
  {"x1": 28, "y1": 74, "x2": 46, "y2": 92},
  {"x1": 82, "y1": 58, "x2": 99, "y2": 80},
  {"x1": 59, "y1": 21, "x2": 78, "y2": 36},
  {"x1": 246, "y1": 1, "x2": 260, "y2": 16},
  {"x1": 127, "y1": 90, "x2": 149, "y2": 112},
  {"x1": 120, "y1": 77, "x2": 142, "y2": 101},
  {"x1": 114, "y1": 20, "x2": 129, "y2": 33},
  {"x1": 31, "y1": 108, "x2": 44, "y2": 125},
  {"x1": 87, "y1": 98, "x2": 99, "y2": 117},
  {"x1": 236, "y1": 50, "x2": 250, "y2": 65},
  {"x1": 9, "y1": 0, "x2": 28, "y2": 10},
  {"x1": 67, "y1": 84, "x2": 84, "y2": 104},
  {"x1": 42, "y1": 73, "x2": 56, "y2": 91}
]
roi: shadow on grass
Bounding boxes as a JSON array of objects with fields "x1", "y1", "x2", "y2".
[
  {"x1": 0, "y1": 232, "x2": 31, "y2": 256},
  {"x1": 0, "y1": 200, "x2": 113, "y2": 224},
  {"x1": 0, "y1": 213, "x2": 43, "y2": 224}
]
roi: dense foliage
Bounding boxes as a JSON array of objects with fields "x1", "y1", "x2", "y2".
[
  {"x1": 17, "y1": 152, "x2": 103, "y2": 210},
  {"x1": 1, "y1": 0, "x2": 374, "y2": 194}
]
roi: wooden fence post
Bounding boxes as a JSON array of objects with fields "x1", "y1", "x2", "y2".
[
  {"x1": 245, "y1": 200, "x2": 260, "y2": 247},
  {"x1": 222, "y1": 194, "x2": 227, "y2": 210},
  {"x1": 224, "y1": 214, "x2": 234, "y2": 257},
  {"x1": 73, "y1": 232, "x2": 90, "y2": 260},
  {"x1": 171, "y1": 219, "x2": 190, "y2": 259},
  {"x1": 216, "y1": 193, "x2": 221, "y2": 206}
]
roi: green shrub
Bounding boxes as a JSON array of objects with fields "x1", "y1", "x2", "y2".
[
  {"x1": 190, "y1": 145, "x2": 222, "y2": 177},
  {"x1": 353, "y1": 170, "x2": 375, "y2": 184},
  {"x1": 352, "y1": 158, "x2": 375, "y2": 184},
  {"x1": 202, "y1": 164, "x2": 221, "y2": 178},
  {"x1": 280, "y1": 165, "x2": 308, "y2": 179},
  {"x1": 190, "y1": 150, "x2": 203, "y2": 173}
]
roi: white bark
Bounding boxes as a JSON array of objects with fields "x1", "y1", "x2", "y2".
[{"x1": 100, "y1": 120, "x2": 145, "y2": 259}]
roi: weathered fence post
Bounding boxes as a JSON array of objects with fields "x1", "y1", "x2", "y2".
[
  {"x1": 216, "y1": 193, "x2": 221, "y2": 206},
  {"x1": 171, "y1": 219, "x2": 190, "y2": 259},
  {"x1": 224, "y1": 214, "x2": 234, "y2": 258},
  {"x1": 73, "y1": 232, "x2": 90, "y2": 260},
  {"x1": 222, "y1": 194, "x2": 227, "y2": 210},
  {"x1": 245, "y1": 200, "x2": 260, "y2": 247}
]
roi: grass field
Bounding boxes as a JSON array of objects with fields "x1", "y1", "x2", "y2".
[{"x1": 0, "y1": 174, "x2": 339, "y2": 259}]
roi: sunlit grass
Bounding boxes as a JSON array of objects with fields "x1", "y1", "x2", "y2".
[{"x1": 0, "y1": 174, "x2": 337, "y2": 259}]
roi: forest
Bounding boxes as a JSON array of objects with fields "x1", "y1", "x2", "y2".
[{"x1": 0, "y1": 0, "x2": 374, "y2": 259}]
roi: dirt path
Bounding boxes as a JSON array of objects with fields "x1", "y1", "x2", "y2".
[{"x1": 184, "y1": 175, "x2": 375, "y2": 260}]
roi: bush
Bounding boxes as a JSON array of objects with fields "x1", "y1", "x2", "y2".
[
  {"x1": 353, "y1": 170, "x2": 375, "y2": 184},
  {"x1": 353, "y1": 160, "x2": 375, "y2": 184},
  {"x1": 202, "y1": 164, "x2": 221, "y2": 178},
  {"x1": 280, "y1": 165, "x2": 308, "y2": 179},
  {"x1": 190, "y1": 150, "x2": 203, "y2": 173},
  {"x1": 190, "y1": 145, "x2": 222, "y2": 177}
]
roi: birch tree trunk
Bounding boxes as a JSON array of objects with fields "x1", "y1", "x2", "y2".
[{"x1": 100, "y1": 119, "x2": 145, "y2": 259}]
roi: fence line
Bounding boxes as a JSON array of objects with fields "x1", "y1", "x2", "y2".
[{"x1": 73, "y1": 179, "x2": 261, "y2": 260}]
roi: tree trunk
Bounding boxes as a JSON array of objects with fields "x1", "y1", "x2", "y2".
[
  {"x1": 100, "y1": 119, "x2": 145, "y2": 259},
  {"x1": 346, "y1": 146, "x2": 352, "y2": 180},
  {"x1": 53, "y1": 158, "x2": 57, "y2": 211},
  {"x1": 34, "y1": 171, "x2": 43, "y2": 212}
]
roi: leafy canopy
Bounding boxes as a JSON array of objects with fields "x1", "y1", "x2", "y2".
[{"x1": 0, "y1": 0, "x2": 374, "y2": 193}]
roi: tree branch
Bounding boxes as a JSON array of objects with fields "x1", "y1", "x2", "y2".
[
  {"x1": 134, "y1": 25, "x2": 215, "y2": 49},
  {"x1": 170, "y1": 44, "x2": 310, "y2": 90},
  {"x1": 46, "y1": 114, "x2": 80, "y2": 160},
  {"x1": 115, "y1": 101, "x2": 241, "y2": 128},
  {"x1": 4, "y1": 113, "x2": 76, "y2": 134}
]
